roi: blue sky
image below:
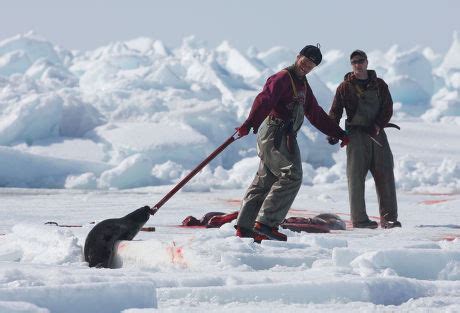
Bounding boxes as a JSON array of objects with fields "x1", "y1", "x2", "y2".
[{"x1": 1, "y1": 0, "x2": 459, "y2": 53}]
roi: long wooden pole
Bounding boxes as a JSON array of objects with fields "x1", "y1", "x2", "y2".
[{"x1": 151, "y1": 131, "x2": 239, "y2": 213}]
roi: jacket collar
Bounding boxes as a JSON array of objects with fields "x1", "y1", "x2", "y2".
[
  {"x1": 285, "y1": 64, "x2": 307, "y2": 83},
  {"x1": 343, "y1": 70, "x2": 378, "y2": 83}
]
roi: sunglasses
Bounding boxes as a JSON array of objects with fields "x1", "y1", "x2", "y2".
[{"x1": 351, "y1": 58, "x2": 366, "y2": 65}]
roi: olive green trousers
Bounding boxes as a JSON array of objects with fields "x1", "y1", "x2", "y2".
[{"x1": 237, "y1": 121, "x2": 303, "y2": 228}]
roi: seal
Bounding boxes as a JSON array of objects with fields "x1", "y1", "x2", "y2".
[
  {"x1": 181, "y1": 212, "x2": 226, "y2": 227},
  {"x1": 84, "y1": 206, "x2": 154, "y2": 268},
  {"x1": 315, "y1": 213, "x2": 346, "y2": 230}
]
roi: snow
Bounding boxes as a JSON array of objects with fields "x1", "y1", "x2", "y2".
[
  {"x1": 0, "y1": 146, "x2": 109, "y2": 188},
  {"x1": 0, "y1": 30, "x2": 460, "y2": 312},
  {"x1": 1, "y1": 31, "x2": 458, "y2": 191},
  {"x1": 437, "y1": 31, "x2": 460, "y2": 81},
  {"x1": 1, "y1": 186, "x2": 460, "y2": 312},
  {"x1": 0, "y1": 31, "x2": 458, "y2": 190}
]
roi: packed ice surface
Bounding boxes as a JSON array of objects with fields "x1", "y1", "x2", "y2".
[
  {"x1": 0, "y1": 185, "x2": 460, "y2": 312},
  {"x1": 0, "y1": 30, "x2": 460, "y2": 312}
]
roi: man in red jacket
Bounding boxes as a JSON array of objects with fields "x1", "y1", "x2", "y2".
[{"x1": 235, "y1": 45, "x2": 349, "y2": 241}]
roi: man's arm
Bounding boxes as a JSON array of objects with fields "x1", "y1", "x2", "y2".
[
  {"x1": 239, "y1": 73, "x2": 288, "y2": 135},
  {"x1": 328, "y1": 84, "x2": 345, "y2": 125},
  {"x1": 304, "y1": 85, "x2": 347, "y2": 139},
  {"x1": 374, "y1": 79, "x2": 393, "y2": 128}
]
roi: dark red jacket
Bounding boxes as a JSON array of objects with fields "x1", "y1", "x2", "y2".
[
  {"x1": 243, "y1": 67, "x2": 346, "y2": 139},
  {"x1": 329, "y1": 70, "x2": 393, "y2": 128}
]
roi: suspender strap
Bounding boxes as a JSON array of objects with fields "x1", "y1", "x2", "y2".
[
  {"x1": 284, "y1": 69, "x2": 306, "y2": 98},
  {"x1": 353, "y1": 83, "x2": 365, "y2": 98},
  {"x1": 352, "y1": 80, "x2": 380, "y2": 100}
]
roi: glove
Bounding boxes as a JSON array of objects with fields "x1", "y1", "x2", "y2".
[
  {"x1": 236, "y1": 124, "x2": 251, "y2": 137},
  {"x1": 327, "y1": 136, "x2": 339, "y2": 145},
  {"x1": 340, "y1": 135, "x2": 350, "y2": 148}
]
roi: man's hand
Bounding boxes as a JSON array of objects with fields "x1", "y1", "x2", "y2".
[
  {"x1": 236, "y1": 124, "x2": 250, "y2": 138},
  {"x1": 327, "y1": 136, "x2": 339, "y2": 145},
  {"x1": 369, "y1": 124, "x2": 380, "y2": 137},
  {"x1": 340, "y1": 135, "x2": 350, "y2": 148}
]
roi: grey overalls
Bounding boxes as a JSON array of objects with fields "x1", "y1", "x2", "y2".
[
  {"x1": 346, "y1": 83, "x2": 398, "y2": 223},
  {"x1": 237, "y1": 71, "x2": 305, "y2": 228}
]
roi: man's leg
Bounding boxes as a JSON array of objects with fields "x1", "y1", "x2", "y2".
[
  {"x1": 236, "y1": 160, "x2": 277, "y2": 229},
  {"x1": 347, "y1": 131, "x2": 372, "y2": 224},
  {"x1": 256, "y1": 138, "x2": 303, "y2": 227},
  {"x1": 370, "y1": 131, "x2": 398, "y2": 222},
  {"x1": 256, "y1": 169, "x2": 302, "y2": 227}
]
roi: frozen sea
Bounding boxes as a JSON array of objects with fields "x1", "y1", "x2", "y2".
[
  {"x1": 0, "y1": 30, "x2": 460, "y2": 312},
  {"x1": 1, "y1": 117, "x2": 460, "y2": 312}
]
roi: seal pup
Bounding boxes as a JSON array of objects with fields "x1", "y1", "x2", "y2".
[
  {"x1": 181, "y1": 212, "x2": 226, "y2": 227},
  {"x1": 84, "y1": 206, "x2": 156, "y2": 268},
  {"x1": 315, "y1": 213, "x2": 347, "y2": 230}
]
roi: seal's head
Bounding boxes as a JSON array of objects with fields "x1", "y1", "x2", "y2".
[{"x1": 123, "y1": 206, "x2": 152, "y2": 224}]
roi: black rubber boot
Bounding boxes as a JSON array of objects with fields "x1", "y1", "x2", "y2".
[{"x1": 353, "y1": 220, "x2": 378, "y2": 229}]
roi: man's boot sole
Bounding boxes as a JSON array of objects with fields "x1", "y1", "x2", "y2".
[{"x1": 253, "y1": 228, "x2": 287, "y2": 241}]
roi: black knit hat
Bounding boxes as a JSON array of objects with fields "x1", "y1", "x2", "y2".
[
  {"x1": 350, "y1": 49, "x2": 367, "y2": 60},
  {"x1": 299, "y1": 44, "x2": 322, "y2": 65}
]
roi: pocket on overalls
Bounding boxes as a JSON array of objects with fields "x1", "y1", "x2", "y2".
[
  {"x1": 257, "y1": 121, "x2": 275, "y2": 158},
  {"x1": 273, "y1": 126, "x2": 284, "y2": 151}
]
